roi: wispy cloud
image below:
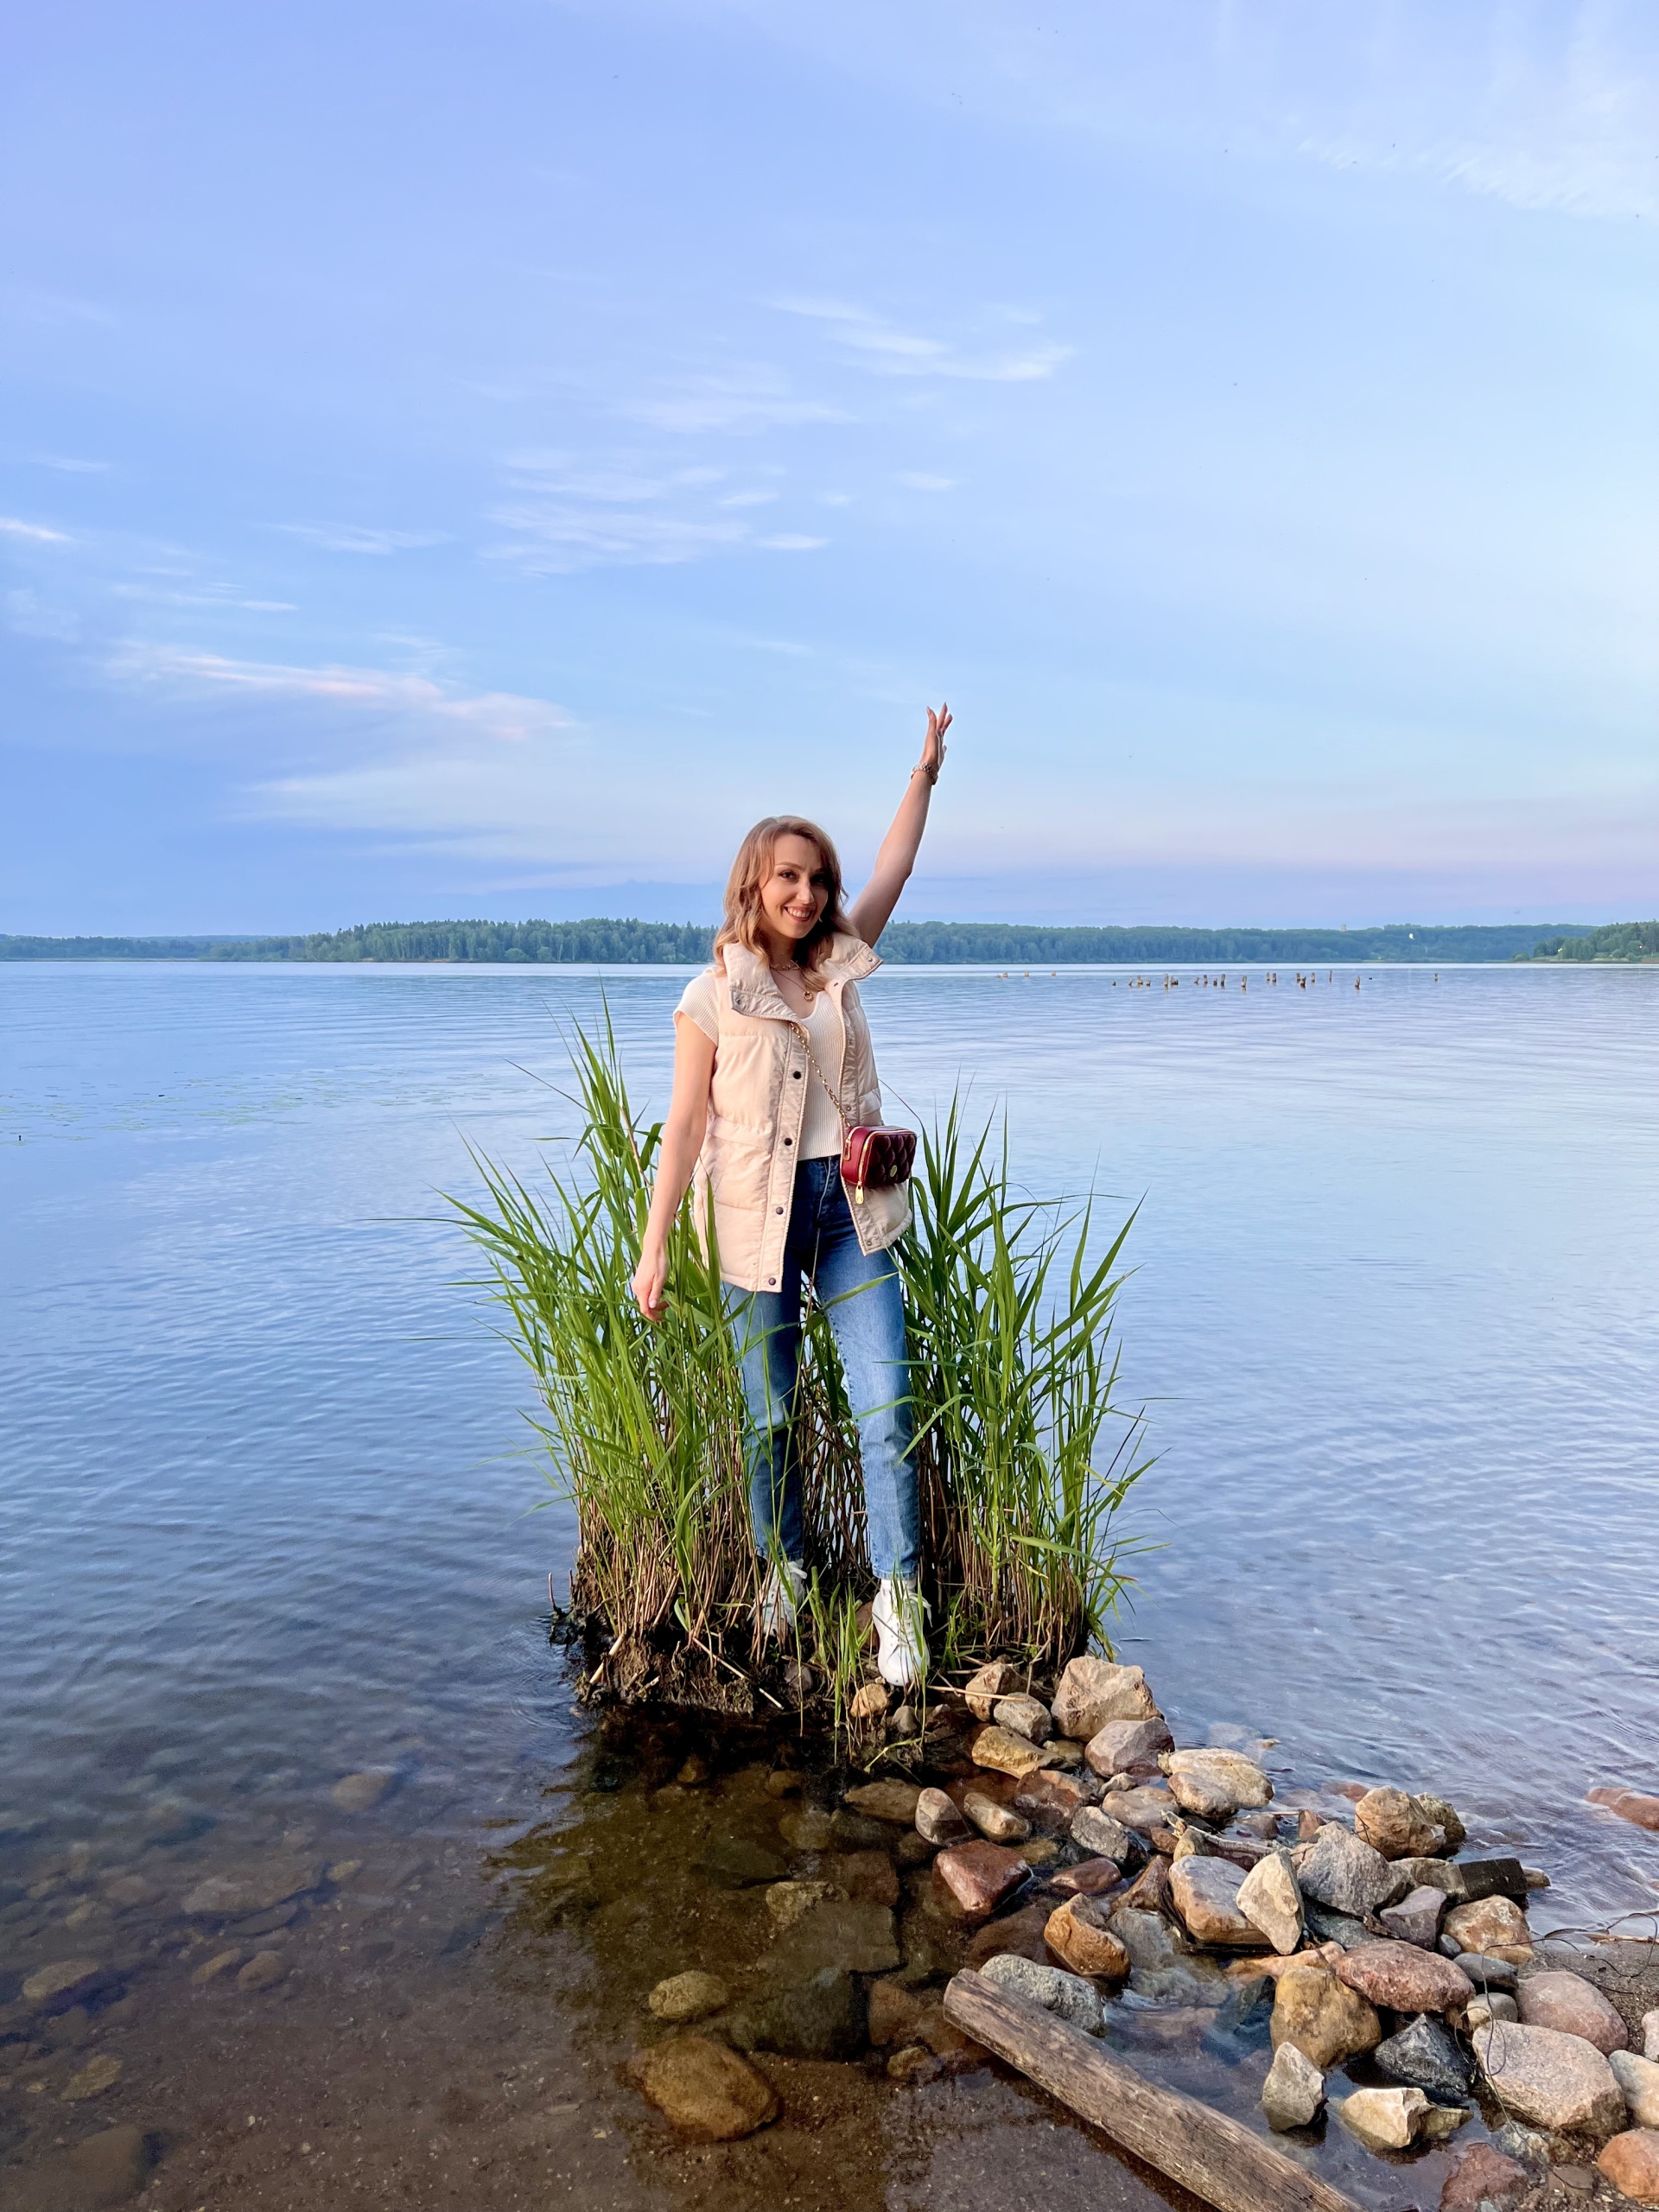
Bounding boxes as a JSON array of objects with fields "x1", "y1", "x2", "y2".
[
  {"x1": 0, "y1": 516, "x2": 72, "y2": 543},
  {"x1": 486, "y1": 452, "x2": 830, "y2": 572},
  {"x1": 111, "y1": 644, "x2": 572, "y2": 743},
  {"x1": 625, "y1": 363, "x2": 846, "y2": 434},
  {"x1": 776, "y1": 296, "x2": 1071, "y2": 382},
  {"x1": 274, "y1": 524, "x2": 448, "y2": 555},
  {"x1": 897, "y1": 472, "x2": 957, "y2": 492}
]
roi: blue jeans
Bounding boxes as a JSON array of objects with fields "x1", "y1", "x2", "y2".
[{"x1": 723, "y1": 1154, "x2": 919, "y2": 1583}]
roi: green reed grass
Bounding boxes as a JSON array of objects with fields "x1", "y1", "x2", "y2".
[{"x1": 450, "y1": 1016, "x2": 1148, "y2": 1707}]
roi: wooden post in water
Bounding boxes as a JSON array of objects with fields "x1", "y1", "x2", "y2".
[{"x1": 942, "y1": 1971, "x2": 1363, "y2": 2212}]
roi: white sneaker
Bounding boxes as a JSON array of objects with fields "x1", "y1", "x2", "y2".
[
  {"x1": 755, "y1": 1559, "x2": 807, "y2": 1643},
  {"x1": 873, "y1": 1577, "x2": 931, "y2": 1688}
]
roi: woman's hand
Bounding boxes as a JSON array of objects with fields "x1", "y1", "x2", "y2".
[
  {"x1": 632, "y1": 1240, "x2": 668, "y2": 1324},
  {"x1": 921, "y1": 702, "x2": 950, "y2": 782},
  {"x1": 847, "y1": 700, "x2": 953, "y2": 946}
]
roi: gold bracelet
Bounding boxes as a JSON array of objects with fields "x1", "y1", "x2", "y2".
[{"x1": 912, "y1": 762, "x2": 938, "y2": 786}]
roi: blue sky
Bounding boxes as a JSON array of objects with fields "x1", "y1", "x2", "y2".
[{"x1": 3, "y1": 0, "x2": 1655, "y2": 932}]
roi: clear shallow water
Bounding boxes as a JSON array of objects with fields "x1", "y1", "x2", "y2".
[{"x1": 2, "y1": 959, "x2": 1657, "y2": 2202}]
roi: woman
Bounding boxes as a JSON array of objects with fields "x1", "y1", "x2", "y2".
[{"x1": 631, "y1": 706, "x2": 950, "y2": 1689}]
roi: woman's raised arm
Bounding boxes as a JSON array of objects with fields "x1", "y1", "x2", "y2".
[{"x1": 847, "y1": 703, "x2": 950, "y2": 948}]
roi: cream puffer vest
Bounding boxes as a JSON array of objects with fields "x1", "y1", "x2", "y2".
[{"x1": 690, "y1": 934, "x2": 911, "y2": 1294}]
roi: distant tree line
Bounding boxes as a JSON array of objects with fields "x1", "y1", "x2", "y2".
[
  {"x1": 3, "y1": 918, "x2": 1608, "y2": 963},
  {"x1": 1524, "y1": 920, "x2": 1659, "y2": 963}
]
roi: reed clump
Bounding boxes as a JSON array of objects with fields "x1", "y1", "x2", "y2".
[{"x1": 451, "y1": 1018, "x2": 1148, "y2": 1717}]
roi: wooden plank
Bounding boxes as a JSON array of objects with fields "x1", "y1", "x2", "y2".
[{"x1": 942, "y1": 1970, "x2": 1363, "y2": 2212}]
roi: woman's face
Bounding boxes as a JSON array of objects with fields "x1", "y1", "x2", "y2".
[{"x1": 759, "y1": 832, "x2": 831, "y2": 950}]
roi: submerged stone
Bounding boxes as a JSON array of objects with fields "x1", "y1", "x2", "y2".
[
  {"x1": 728, "y1": 1967, "x2": 866, "y2": 2059},
  {"x1": 632, "y1": 2034, "x2": 779, "y2": 2138}
]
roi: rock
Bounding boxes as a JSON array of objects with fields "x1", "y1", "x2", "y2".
[
  {"x1": 969, "y1": 1726, "x2": 1054, "y2": 1779},
  {"x1": 1237, "y1": 1850, "x2": 1304, "y2": 1955},
  {"x1": 1394, "y1": 1855, "x2": 1470, "y2": 1899},
  {"x1": 1070, "y1": 1806, "x2": 1135, "y2": 1863},
  {"x1": 778, "y1": 1806, "x2": 835, "y2": 1851},
  {"x1": 325, "y1": 1858, "x2": 362, "y2": 1884},
  {"x1": 1465, "y1": 1993, "x2": 1519, "y2": 2031},
  {"x1": 1455, "y1": 1951, "x2": 1517, "y2": 1991},
  {"x1": 1588, "y1": 1786, "x2": 1659, "y2": 1834},
  {"x1": 829, "y1": 1809, "x2": 893, "y2": 1851},
  {"x1": 887, "y1": 2042, "x2": 940, "y2": 2084},
  {"x1": 850, "y1": 1681, "x2": 890, "y2": 1722},
  {"x1": 648, "y1": 1971, "x2": 729, "y2": 2023},
  {"x1": 101, "y1": 1874, "x2": 152, "y2": 1910},
  {"x1": 1045, "y1": 1896, "x2": 1130, "y2": 1980},
  {"x1": 1261, "y1": 2039, "x2": 1325, "y2": 2130},
  {"x1": 1334, "y1": 1942, "x2": 1474, "y2": 2014},
  {"x1": 1415, "y1": 1793, "x2": 1467, "y2": 1853},
  {"x1": 21, "y1": 1959, "x2": 103, "y2": 2005},
  {"x1": 1109, "y1": 1783, "x2": 1178, "y2": 1838},
  {"x1": 1375, "y1": 2014, "x2": 1475, "y2": 2101},
  {"x1": 1115, "y1": 1854, "x2": 1172, "y2": 1914},
  {"x1": 765, "y1": 1769, "x2": 802, "y2": 1797},
  {"x1": 1013, "y1": 1770, "x2": 1101, "y2": 1827},
  {"x1": 1599, "y1": 2129, "x2": 1659, "y2": 2202},
  {"x1": 1517, "y1": 1969, "x2": 1629, "y2": 2053},
  {"x1": 1439, "y1": 2142, "x2": 1530, "y2": 2212},
  {"x1": 888, "y1": 1704, "x2": 919, "y2": 1741},
  {"x1": 728, "y1": 1967, "x2": 866, "y2": 2059},
  {"x1": 1451, "y1": 1857, "x2": 1530, "y2": 1902},
  {"x1": 1611, "y1": 2049, "x2": 1659, "y2": 2126},
  {"x1": 1644, "y1": 2008, "x2": 1659, "y2": 2063},
  {"x1": 181, "y1": 1854, "x2": 318, "y2": 1917},
  {"x1": 22, "y1": 2124, "x2": 153, "y2": 2209},
  {"x1": 1084, "y1": 1716, "x2": 1173, "y2": 1777},
  {"x1": 1052, "y1": 1857, "x2": 1127, "y2": 1899},
  {"x1": 933, "y1": 1840, "x2": 1029, "y2": 1917},
  {"x1": 965, "y1": 1901, "x2": 1051, "y2": 1968},
  {"x1": 993, "y1": 1694, "x2": 1052, "y2": 1745},
  {"x1": 896, "y1": 1830, "x2": 935, "y2": 1868},
  {"x1": 1111, "y1": 1907, "x2": 1191, "y2": 1974},
  {"x1": 1270, "y1": 1964, "x2": 1382, "y2": 2069},
  {"x1": 632, "y1": 2034, "x2": 779, "y2": 2139},
  {"x1": 963, "y1": 1789, "x2": 1030, "y2": 1844},
  {"x1": 1018, "y1": 1837, "x2": 1060, "y2": 1869},
  {"x1": 1443, "y1": 1895, "x2": 1531, "y2": 1962},
  {"x1": 332, "y1": 1769, "x2": 395, "y2": 1813},
  {"x1": 868, "y1": 1977, "x2": 927, "y2": 2045},
  {"x1": 1335, "y1": 2085, "x2": 1429, "y2": 2152},
  {"x1": 1164, "y1": 1748, "x2": 1273, "y2": 1817},
  {"x1": 1354, "y1": 1788, "x2": 1446, "y2": 1860},
  {"x1": 677, "y1": 1753, "x2": 711, "y2": 1785},
  {"x1": 1051, "y1": 1657, "x2": 1159, "y2": 1743},
  {"x1": 768, "y1": 1897, "x2": 900, "y2": 1975},
  {"x1": 977, "y1": 1954, "x2": 1103, "y2": 2035},
  {"x1": 821, "y1": 1850, "x2": 899, "y2": 1906},
  {"x1": 60, "y1": 2053, "x2": 124, "y2": 2101},
  {"x1": 1297, "y1": 1824, "x2": 1399, "y2": 1917},
  {"x1": 1168, "y1": 1856, "x2": 1263, "y2": 1948},
  {"x1": 963, "y1": 1660, "x2": 1022, "y2": 1719},
  {"x1": 191, "y1": 1948, "x2": 242, "y2": 1985},
  {"x1": 237, "y1": 1949, "x2": 285, "y2": 1991},
  {"x1": 1471, "y1": 2020, "x2": 1625, "y2": 2134},
  {"x1": 1418, "y1": 2103, "x2": 1471, "y2": 2143},
  {"x1": 914, "y1": 1788, "x2": 971, "y2": 1846},
  {"x1": 842, "y1": 1780, "x2": 921, "y2": 1824},
  {"x1": 698, "y1": 1837, "x2": 788, "y2": 1889},
  {"x1": 1380, "y1": 1885, "x2": 1447, "y2": 1948},
  {"x1": 1488, "y1": 2120, "x2": 1550, "y2": 2164},
  {"x1": 1302, "y1": 1901, "x2": 1374, "y2": 1950}
]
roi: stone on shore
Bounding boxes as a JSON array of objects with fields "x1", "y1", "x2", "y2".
[
  {"x1": 1115, "y1": 1853, "x2": 1172, "y2": 1915},
  {"x1": 965, "y1": 1901, "x2": 1051, "y2": 1968},
  {"x1": 850, "y1": 1681, "x2": 890, "y2": 1722},
  {"x1": 1471, "y1": 2020, "x2": 1625, "y2": 2134},
  {"x1": 1109, "y1": 1783, "x2": 1179, "y2": 1840},
  {"x1": 1270, "y1": 1964, "x2": 1382, "y2": 2069},
  {"x1": 21, "y1": 1958, "x2": 104, "y2": 2006},
  {"x1": 1414, "y1": 1792, "x2": 1465, "y2": 1852},
  {"x1": 632, "y1": 2034, "x2": 779, "y2": 2138},
  {"x1": 1454, "y1": 1950, "x2": 1516, "y2": 1991},
  {"x1": 1588, "y1": 1785, "x2": 1659, "y2": 1834},
  {"x1": 332, "y1": 1768, "x2": 395, "y2": 1813},
  {"x1": 1070, "y1": 1805, "x2": 1135, "y2": 1863},
  {"x1": 1045, "y1": 1896, "x2": 1130, "y2": 1980},
  {"x1": 1375, "y1": 2014, "x2": 1474, "y2": 2101},
  {"x1": 964, "y1": 1660, "x2": 1023, "y2": 1719},
  {"x1": 1354, "y1": 1788, "x2": 1446, "y2": 1859},
  {"x1": 1084, "y1": 1717, "x2": 1173, "y2": 1777},
  {"x1": 993, "y1": 1694, "x2": 1052, "y2": 1745},
  {"x1": 1392, "y1": 1854, "x2": 1469, "y2": 1900},
  {"x1": 728, "y1": 1967, "x2": 867, "y2": 2059},
  {"x1": 963, "y1": 1789, "x2": 1030, "y2": 1845},
  {"x1": 1465, "y1": 1993, "x2": 1519, "y2": 2031},
  {"x1": 767, "y1": 1897, "x2": 900, "y2": 1976},
  {"x1": 1052, "y1": 1857, "x2": 1127, "y2": 1899},
  {"x1": 1516, "y1": 1968, "x2": 1628, "y2": 2053},
  {"x1": 1611, "y1": 2050, "x2": 1659, "y2": 2127},
  {"x1": 1380, "y1": 1885, "x2": 1446, "y2": 1948},
  {"x1": 1164, "y1": 1748, "x2": 1273, "y2": 1818},
  {"x1": 1296, "y1": 1823, "x2": 1399, "y2": 1917},
  {"x1": 1334, "y1": 2085, "x2": 1429, "y2": 2152},
  {"x1": 1168, "y1": 1856, "x2": 1263, "y2": 1948},
  {"x1": 649, "y1": 1971, "x2": 730, "y2": 2023},
  {"x1": 868, "y1": 1977, "x2": 928, "y2": 2046},
  {"x1": 914, "y1": 1788, "x2": 972, "y2": 1846},
  {"x1": 1014, "y1": 1770, "x2": 1101, "y2": 1825},
  {"x1": 1443, "y1": 1894, "x2": 1531, "y2": 1962},
  {"x1": 1645, "y1": 2009, "x2": 1659, "y2": 2062},
  {"x1": 1262, "y1": 2039, "x2": 1325, "y2": 2130},
  {"x1": 1236, "y1": 1849, "x2": 1304, "y2": 1955},
  {"x1": 1599, "y1": 2129, "x2": 1659, "y2": 2202},
  {"x1": 1448, "y1": 1857, "x2": 1530, "y2": 1902},
  {"x1": 977, "y1": 1953, "x2": 1104, "y2": 2035},
  {"x1": 1052, "y1": 1657, "x2": 1159, "y2": 1742},
  {"x1": 970, "y1": 1726, "x2": 1054, "y2": 1779},
  {"x1": 1334, "y1": 1941, "x2": 1473, "y2": 2014},
  {"x1": 842, "y1": 1780, "x2": 921, "y2": 1825},
  {"x1": 1439, "y1": 2142, "x2": 1530, "y2": 2212},
  {"x1": 933, "y1": 1840, "x2": 1029, "y2": 1918}
]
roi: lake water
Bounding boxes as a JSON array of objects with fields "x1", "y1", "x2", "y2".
[{"x1": 3, "y1": 958, "x2": 1656, "y2": 2209}]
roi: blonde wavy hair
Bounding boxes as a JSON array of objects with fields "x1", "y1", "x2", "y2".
[{"x1": 713, "y1": 815, "x2": 849, "y2": 977}]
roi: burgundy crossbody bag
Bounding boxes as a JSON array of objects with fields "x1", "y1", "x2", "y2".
[{"x1": 797, "y1": 1027, "x2": 917, "y2": 1206}]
